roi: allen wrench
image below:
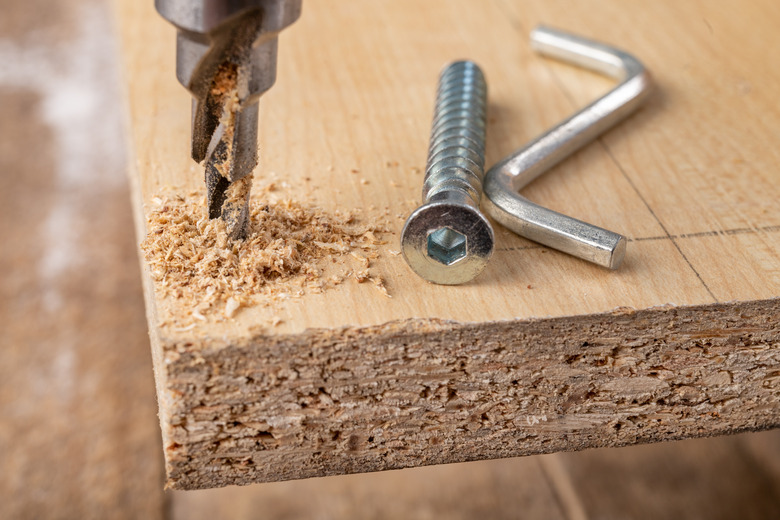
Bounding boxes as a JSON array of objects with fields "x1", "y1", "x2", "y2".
[{"x1": 484, "y1": 26, "x2": 653, "y2": 269}]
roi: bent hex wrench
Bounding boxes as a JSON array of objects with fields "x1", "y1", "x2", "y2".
[{"x1": 484, "y1": 26, "x2": 652, "y2": 269}]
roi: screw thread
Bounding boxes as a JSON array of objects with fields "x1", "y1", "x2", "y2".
[{"x1": 423, "y1": 61, "x2": 487, "y2": 207}]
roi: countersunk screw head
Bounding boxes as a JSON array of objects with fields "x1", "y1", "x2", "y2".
[{"x1": 401, "y1": 201, "x2": 494, "y2": 285}]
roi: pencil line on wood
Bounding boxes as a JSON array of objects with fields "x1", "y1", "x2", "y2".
[
  {"x1": 485, "y1": 37, "x2": 720, "y2": 302},
  {"x1": 492, "y1": 0, "x2": 528, "y2": 35},
  {"x1": 597, "y1": 140, "x2": 719, "y2": 302},
  {"x1": 495, "y1": 224, "x2": 780, "y2": 252}
]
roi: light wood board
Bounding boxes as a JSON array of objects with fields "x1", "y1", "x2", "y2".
[{"x1": 117, "y1": 0, "x2": 780, "y2": 489}]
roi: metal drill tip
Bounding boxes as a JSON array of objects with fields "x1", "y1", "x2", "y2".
[
  {"x1": 187, "y1": 55, "x2": 258, "y2": 239},
  {"x1": 203, "y1": 104, "x2": 259, "y2": 183},
  {"x1": 188, "y1": 14, "x2": 266, "y2": 241},
  {"x1": 203, "y1": 101, "x2": 258, "y2": 240}
]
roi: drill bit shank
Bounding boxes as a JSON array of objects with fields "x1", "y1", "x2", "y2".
[{"x1": 156, "y1": 0, "x2": 302, "y2": 239}]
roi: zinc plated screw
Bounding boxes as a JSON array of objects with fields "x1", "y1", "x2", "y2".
[{"x1": 401, "y1": 60, "x2": 494, "y2": 285}]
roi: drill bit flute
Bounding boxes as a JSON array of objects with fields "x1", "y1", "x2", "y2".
[{"x1": 155, "y1": 0, "x2": 302, "y2": 239}]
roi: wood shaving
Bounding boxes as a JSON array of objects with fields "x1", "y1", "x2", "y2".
[
  {"x1": 141, "y1": 189, "x2": 389, "y2": 325},
  {"x1": 224, "y1": 297, "x2": 241, "y2": 318},
  {"x1": 210, "y1": 62, "x2": 238, "y2": 99}
]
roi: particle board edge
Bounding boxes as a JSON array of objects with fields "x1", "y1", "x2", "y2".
[{"x1": 152, "y1": 297, "x2": 780, "y2": 489}]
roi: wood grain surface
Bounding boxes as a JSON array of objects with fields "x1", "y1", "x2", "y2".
[{"x1": 116, "y1": 0, "x2": 780, "y2": 488}]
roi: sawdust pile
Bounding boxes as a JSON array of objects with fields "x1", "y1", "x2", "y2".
[{"x1": 141, "y1": 190, "x2": 389, "y2": 323}]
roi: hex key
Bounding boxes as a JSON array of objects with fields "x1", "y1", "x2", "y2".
[{"x1": 483, "y1": 26, "x2": 652, "y2": 269}]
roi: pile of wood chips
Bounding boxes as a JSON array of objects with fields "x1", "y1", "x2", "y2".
[{"x1": 141, "y1": 189, "x2": 389, "y2": 325}]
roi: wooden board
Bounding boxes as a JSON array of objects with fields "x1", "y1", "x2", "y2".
[{"x1": 116, "y1": 0, "x2": 780, "y2": 489}]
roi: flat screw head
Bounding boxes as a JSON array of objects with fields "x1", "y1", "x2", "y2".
[{"x1": 401, "y1": 202, "x2": 494, "y2": 285}]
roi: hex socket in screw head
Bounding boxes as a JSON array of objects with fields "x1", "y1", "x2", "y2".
[{"x1": 401, "y1": 194, "x2": 494, "y2": 286}]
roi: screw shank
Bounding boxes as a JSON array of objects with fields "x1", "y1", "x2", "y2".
[{"x1": 423, "y1": 61, "x2": 488, "y2": 207}]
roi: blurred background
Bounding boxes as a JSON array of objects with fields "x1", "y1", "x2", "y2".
[{"x1": 1, "y1": 0, "x2": 779, "y2": 518}]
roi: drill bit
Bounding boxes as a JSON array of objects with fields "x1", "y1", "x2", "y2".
[{"x1": 156, "y1": 0, "x2": 302, "y2": 239}]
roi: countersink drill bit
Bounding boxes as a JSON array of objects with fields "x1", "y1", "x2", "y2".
[{"x1": 155, "y1": 0, "x2": 302, "y2": 239}]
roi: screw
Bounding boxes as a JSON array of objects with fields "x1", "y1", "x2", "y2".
[{"x1": 401, "y1": 60, "x2": 494, "y2": 285}]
